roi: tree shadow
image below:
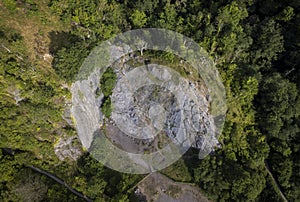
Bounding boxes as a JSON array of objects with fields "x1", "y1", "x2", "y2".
[
  {"x1": 48, "y1": 31, "x2": 81, "y2": 55},
  {"x1": 182, "y1": 147, "x2": 203, "y2": 179}
]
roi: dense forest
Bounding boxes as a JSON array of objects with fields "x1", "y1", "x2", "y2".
[{"x1": 0, "y1": 0, "x2": 300, "y2": 201}]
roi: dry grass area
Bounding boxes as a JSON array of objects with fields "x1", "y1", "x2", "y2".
[
  {"x1": 0, "y1": 0, "x2": 69, "y2": 71},
  {"x1": 136, "y1": 172, "x2": 211, "y2": 202}
]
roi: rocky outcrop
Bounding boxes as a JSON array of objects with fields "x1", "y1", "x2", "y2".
[
  {"x1": 70, "y1": 29, "x2": 228, "y2": 173},
  {"x1": 111, "y1": 64, "x2": 218, "y2": 156},
  {"x1": 54, "y1": 136, "x2": 82, "y2": 161},
  {"x1": 71, "y1": 56, "x2": 219, "y2": 156}
]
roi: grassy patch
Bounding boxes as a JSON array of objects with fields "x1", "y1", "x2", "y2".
[{"x1": 0, "y1": 0, "x2": 69, "y2": 70}]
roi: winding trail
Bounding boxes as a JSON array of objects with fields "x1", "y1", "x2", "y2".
[
  {"x1": 2, "y1": 148, "x2": 93, "y2": 201},
  {"x1": 264, "y1": 161, "x2": 288, "y2": 202},
  {"x1": 27, "y1": 165, "x2": 92, "y2": 202},
  {"x1": 126, "y1": 173, "x2": 151, "y2": 194}
]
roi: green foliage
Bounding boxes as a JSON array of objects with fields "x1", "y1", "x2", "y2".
[
  {"x1": 161, "y1": 159, "x2": 192, "y2": 182},
  {"x1": 50, "y1": 0, "x2": 127, "y2": 40},
  {"x1": 100, "y1": 68, "x2": 117, "y2": 97},
  {"x1": 2, "y1": 0, "x2": 38, "y2": 14},
  {"x1": 256, "y1": 73, "x2": 300, "y2": 140},
  {"x1": 99, "y1": 67, "x2": 117, "y2": 118},
  {"x1": 101, "y1": 99, "x2": 113, "y2": 119},
  {"x1": 52, "y1": 41, "x2": 90, "y2": 82},
  {"x1": 0, "y1": 151, "x2": 18, "y2": 183},
  {"x1": 276, "y1": 6, "x2": 295, "y2": 22},
  {"x1": 130, "y1": 10, "x2": 147, "y2": 28},
  {"x1": 250, "y1": 19, "x2": 284, "y2": 71},
  {"x1": 10, "y1": 169, "x2": 48, "y2": 202},
  {"x1": 2, "y1": 0, "x2": 300, "y2": 201},
  {"x1": 2, "y1": 0, "x2": 17, "y2": 11},
  {"x1": 156, "y1": 1, "x2": 184, "y2": 31}
]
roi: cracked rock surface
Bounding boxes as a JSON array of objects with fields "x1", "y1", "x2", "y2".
[
  {"x1": 54, "y1": 136, "x2": 82, "y2": 161},
  {"x1": 111, "y1": 64, "x2": 218, "y2": 155},
  {"x1": 71, "y1": 55, "x2": 219, "y2": 159}
]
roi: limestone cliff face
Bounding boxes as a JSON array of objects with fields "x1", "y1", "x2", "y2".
[
  {"x1": 71, "y1": 69, "x2": 104, "y2": 150},
  {"x1": 71, "y1": 59, "x2": 219, "y2": 159},
  {"x1": 70, "y1": 29, "x2": 226, "y2": 173},
  {"x1": 111, "y1": 64, "x2": 218, "y2": 156}
]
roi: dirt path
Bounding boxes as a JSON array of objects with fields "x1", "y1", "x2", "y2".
[
  {"x1": 264, "y1": 161, "x2": 288, "y2": 202},
  {"x1": 27, "y1": 165, "x2": 92, "y2": 202}
]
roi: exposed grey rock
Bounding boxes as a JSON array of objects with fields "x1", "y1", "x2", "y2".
[
  {"x1": 62, "y1": 103, "x2": 74, "y2": 127},
  {"x1": 71, "y1": 59, "x2": 219, "y2": 161},
  {"x1": 70, "y1": 30, "x2": 227, "y2": 173},
  {"x1": 13, "y1": 89, "x2": 24, "y2": 105},
  {"x1": 71, "y1": 69, "x2": 104, "y2": 149},
  {"x1": 6, "y1": 87, "x2": 24, "y2": 105},
  {"x1": 111, "y1": 64, "x2": 218, "y2": 155},
  {"x1": 54, "y1": 136, "x2": 82, "y2": 161}
]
